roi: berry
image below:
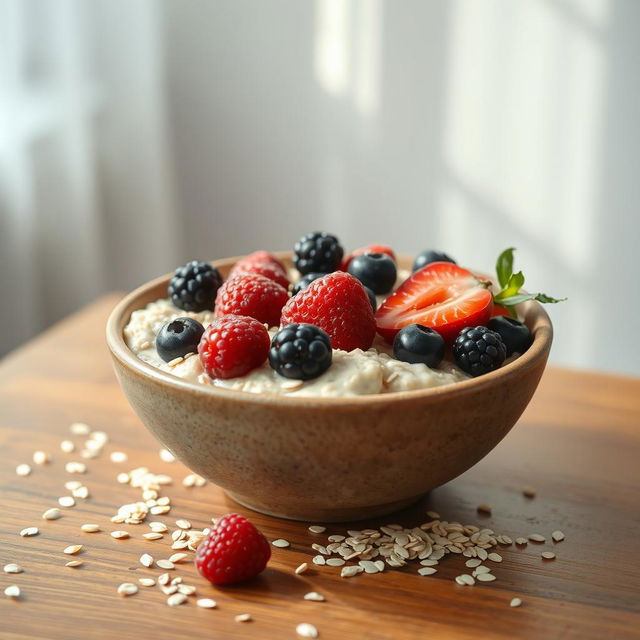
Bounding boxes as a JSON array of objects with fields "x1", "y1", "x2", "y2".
[
  {"x1": 236, "y1": 250, "x2": 286, "y2": 273},
  {"x1": 269, "y1": 324, "x2": 332, "y2": 380},
  {"x1": 412, "y1": 250, "x2": 456, "y2": 273},
  {"x1": 155, "y1": 317, "x2": 205, "y2": 363},
  {"x1": 453, "y1": 326, "x2": 506, "y2": 377},
  {"x1": 215, "y1": 274, "x2": 289, "y2": 327},
  {"x1": 293, "y1": 231, "x2": 344, "y2": 275},
  {"x1": 291, "y1": 272, "x2": 328, "y2": 297},
  {"x1": 168, "y1": 260, "x2": 223, "y2": 312},
  {"x1": 392, "y1": 324, "x2": 445, "y2": 368},
  {"x1": 229, "y1": 261, "x2": 290, "y2": 290},
  {"x1": 364, "y1": 286, "x2": 377, "y2": 312},
  {"x1": 491, "y1": 304, "x2": 511, "y2": 318},
  {"x1": 195, "y1": 513, "x2": 271, "y2": 585},
  {"x1": 342, "y1": 244, "x2": 396, "y2": 271},
  {"x1": 487, "y1": 316, "x2": 532, "y2": 356},
  {"x1": 375, "y1": 262, "x2": 493, "y2": 344},
  {"x1": 347, "y1": 252, "x2": 397, "y2": 295},
  {"x1": 198, "y1": 315, "x2": 269, "y2": 379},
  {"x1": 280, "y1": 271, "x2": 376, "y2": 352}
]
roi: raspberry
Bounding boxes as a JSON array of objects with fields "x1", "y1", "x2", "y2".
[
  {"x1": 195, "y1": 513, "x2": 271, "y2": 585},
  {"x1": 198, "y1": 315, "x2": 269, "y2": 379},
  {"x1": 215, "y1": 274, "x2": 289, "y2": 327},
  {"x1": 280, "y1": 271, "x2": 376, "y2": 352},
  {"x1": 235, "y1": 250, "x2": 286, "y2": 273},
  {"x1": 229, "y1": 261, "x2": 290, "y2": 291},
  {"x1": 341, "y1": 244, "x2": 396, "y2": 271}
]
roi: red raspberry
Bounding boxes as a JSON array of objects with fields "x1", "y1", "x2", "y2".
[
  {"x1": 229, "y1": 261, "x2": 290, "y2": 291},
  {"x1": 215, "y1": 274, "x2": 289, "y2": 327},
  {"x1": 236, "y1": 250, "x2": 286, "y2": 273},
  {"x1": 195, "y1": 513, "x2": 271, "y2": 585},
  {"x1": 198, "y1": 315, "x2": 269, "y2": 379},
  {"x1": 280, "y1": 271, "x2": 376, "y2": 351},
  {"x1": 341, "y1": 244, "x2": 396, "y2": 271}
]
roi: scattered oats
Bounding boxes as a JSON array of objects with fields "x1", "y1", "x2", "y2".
[
  {"x1": 172, "y1": 540, "x2": 189, "y2": 550},
  {"x1": 272, "y1": 539, "x2": 290, "y2": 548},
  {"x1": 178, "y1": 584, "x2": 196, "y2": 596},
  {"x1": 4, "y1": 585, "x2": 20, "y2": 598},
  {"x1": 552, "y1": 530, "x2": 565, "y2": 542},
  {"x1": 515, "y1": 537, "x2": 528, "y2": 545},
  {"x1": 420, "y1": 559, "x2": 439, "y2": 567},
  {"x1": 143, "y1": 532, "x2": 163, "y2": 540},
  {"x1": 161, "y1": 585, "x2": 178, "y2": 595},
  {"x1": 510, "y1": 597, "x2": 523, "y2": 608},
  {"x1": 488, "y1": 553, "x2": 503, "y2": 563},
  {"x1": 110, "y1": 452, "x2": 128, "y2": 463},
  {"x1": 142, "y1": 490, "x2": 158, "y2": 501},
  {"x1": 476, "y1": 548, "x2": 488, "y2": 561},
  {"x1": 65, "y1": 560, "x2": 83, "y2": 568},
  {"x1": 473, "y1": 565, "x2": 491, "y2": 575},
  {"x1": 33, "y1": 451, "x2": 50, "y2": 465},
  {"x1": 159, "y1": 449, "x2": 176, "y2": 463},
  {"x1": 157, "y1": 496, "x2": 171, "y2": 506},
  {"x1": 497, "y1": 535, "x2": 513, "y2": 545},
  {"x1": 139, "y1": 578, "x2": 156, "y2": 587},
  {"x1": 20, "y1": 527, "x2": 39, "y2": 537},
  {"x1": 295, "y1": 562, "x2": 309, "y2": 575},
  {"x1": 328, "y1": 535, "x2": 345, "y2": 542},
  {"x1": 58, "y1": 496, "x2": 76, "y2": 508},
  {"x1": 158, "y1": 573, "x2": 170, "y2": 586},
  {"x1": 308, "y1": 525, "x2": 326, "y2": 534},
  {"x1": 16, "y1": 463, "x2": 32, "y2": 476},
  {"x1": 140, "y1": 553, "x2": 154, "y2": 567},
  {"x1": 235, "y1": 614, "x2": 252, "y2": 623},
  {"x1": 150, "y1": 505, "x2": 171, "y2": 515},
  {"x1": 117, "y1": 472, "x2": 130, "y2": 484},
  {"x1": 326, "y1": 558, "x2": 345, "y2": 567},
  {"x1": 60, "y1": 440, "x2": 75, "y2": 453},
  {"x1": 65, "y1": 461, "x2": 86, "y2": 474},
  {"x1": 296, "y1": 623, "x2": 319, "y2": 638},
  {"x1": 65, "y1": 480, "x2": 82, "y2": 490},
  {"x1": 176, "y1": 519, "x2": 191, "y2": 530},
  {"x1": 80, "y1": 449, "x2": 99, "y2": 459},
  {"x1": 426, "y1": 511, "x2": 440, "y2": 519},
  {"x1": 523, "y1": 487, "x2": 536, "y2": 498},
  {"x1": 111, "y1": 530, "x2": 130, "y2": 539},
  {"x1": 418, "y1": 567, "x2": 438, "y2": 576},
  {"x1": 43, "y1": 508, "x2": 62, "y2": 520},
  {"x1": 70, "y1": 422, "x2": 91, "y2": 435},
  {"x1": 157, "y1": 559, "x2": 175, "y2": 570},
  {"x1": 117, "y1": 583, "x2": 138, "y2": 597},
  {"x1": 169, "y1": 553, "x2": 188, "y2": 564},
  {"x1": 465, "y1": 558, "x2": 482, "y2": 568},
  {"x1": 3, "y1": 564, "x2": 23, "y2": 574},
  {"x1": 149, "y1": 522, "x2": 168, "y2": 533},
  {"x1": 72, "y1": 486, "x2": 89, "y2": 499},
  {"x1": 359, "y1": 560, "x2": 380, "y2": 574},
  {"x1": 64, "y1": 545, "x2": 83, "y2": 555},
  {"x1": 304, "y1": 591, "x2": 325, "y2": 602},
  {"x1": 170, "y1": 577, "x2": 183, "y2": 585},
  {"x1": 89, "y1": 431, "x2": 109, "y2": 445},
  {"x1": 528, "y1": 534, "x2": 546, "y2": 543},
  {"x1": 341, "y1": 565, "x2": 363, "y2": 578},
  {"x1": 476, "y1": 573, "x2": 497, "y2": 582},
  {"x1": 541, "y1": 551, "x2": 556, "y2": 560},
  {"x1": 476, "y1": 504, "x2": 492, "y2": 515},
  {"x1": 197, "y1": 598, "x2": 217, "y2": 608},
  {"x1": 312, "y1": 555, "x2": 326, "y2": 566},
  {"x1": 167, "y1": 593, "x2": 187, "y2": 607},
  {"x1": 458, "y1": 574, "x2": 475, "y2": 585}
]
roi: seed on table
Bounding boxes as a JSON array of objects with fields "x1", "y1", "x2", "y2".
[
  {"x1": 295, "y1": 563, "x2": 309, "y2": 575},
  {"x1": 64, "y1": 545, "x2": 83, "y2": 555},
  {"x1": 117, "y1": 583, "x2": 138, "y2": 597},
  {"x1": 312, "y1": 555, "x2": 325, "y2": 565},
  {"x1": 33, "y1": 451, "x2": 50, "y2": 465},
  {"x1": 235, "y1": 614, "x2": 252, "y2": 623},
  {"x1": 528, "y1": 534, "x2": 546, "y2": 543},
  {"x1": 150, "y1": 505, "x2": 170, "y2": 515},
  {"x1": 43, "y1": 508, "x2": 62, "y2": 520},
  {"x1": 272, "y1": 539, "x2": 290, "y2": 548},
  {"x1": 139, "y1": 578, "x2": 156, "y2": 587},
  {"x1": 3, "y1": 564, "x2": 23, "y2": 574},
  {"x1": 473, "y1": 566, "x2": 491, "y2": 575},
  {"x1": 178, "y1": 584, "x2": 196, "y2": 596},
  {"x1": 70, "y1": 422, "x2": 91, "y2": 435},
  {"x1": 149, "y1": 522, "x2": 168, "y2": 533},
  {"x1": 157, "y1": 559, "x2": 175, "y2": 570},
  {"x1": 65, "y1": 560, "x2": 83, "y2": 568},
  {"x1": 296, "y1": 623, "x2": 319, "y2": 638},
  {"x1": 465, "y1": 558, "x2": 482, "y2": 568},
  {"x1": 72, "y1": 486, "x2": 89, "y2": 499},
  {"x1": 167, "y1": 593, "x2": 187, "y2": 607},
  {"x1": 60, "y1": 440, "x2": 75, "y2": 453},
  {"x1": 16, "y1": 463, "x2": 32, "y2": 476},
  {"x1": 541, "y1": 551, "x2": 556, "y2": 560},
  {"x1": 197, "y1": 598, "x2": 217, "y2": 608},
  {"x1": 20, "y1": 527, "x2": 39, "y2": 537},
  {"x1": 169, "y1": 553, "x2": 188, "y2": 564},
  {"x1": 111, "y1": 531, "x2": 130, "y2": 539},
  {"x1": 303, "y1": 591, "x2": 325, "y2": 602},
  {"x1": 175, "y1": 519, "x2": 191, "y2": 530},
  {"x1": 58, "y1": 496, "x2": 76, "y2": 508},
  {"x1": 110, "y1": 451, "x2": 128, "y2": 463},
  {"x1": 65, "y1": 480, "x2": 82, "y2": 490},
  {"x1": 476, "y1": 573, "x2": 497, "y2": 582},
  {"x1": 340, "y1": 565, "x2": 363, "y2": 578},
  {"x1": 510, "y1": 597, "x2": 523, "y2": 607},
  {"x1": 4, "y1": 585, "x2": 20, "y2": 598},
  {"x1": 326, "y1": 558, "x2": 345, "y2": 567},
  {"x1": 308, "y1": 525, "x2": 326, "y2": 534},
  {"x1": 522, "y1": 487, "x2": 536, "y2": 498},
  {"x1": 117, "y1": 472, "x2": 130, "y2": 484},
  {"x1": 488, "y1": 553, "x2": 502, "y2": 563},
  {"x1": 476, "y1": 504, "x2": 492, "y2": 515},
  {"x1": 552, "y1": 530, "x2": 565, "y2": 542},
  {"x1": 81, "y1": 524, "x2": 100, "y2": 533},
  {"x1": 418, "y1": 567, "x2": 437, "y2": 576},
  {"x1": 65, "y1": 461, "x2": 86, "y2": 474},
  {"x1": 140, "y1": 554, "x2": 154, "y2": 567},
  {"x1": 515, "y1": 537, "x2": 528, "y2": 545},
  {"x1": 158, "y1": 573, "x2": 170, "y2": 586}
]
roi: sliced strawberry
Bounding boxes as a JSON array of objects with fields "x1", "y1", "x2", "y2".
[
  {"x1": 341, "y1": 244, "x2": 396, "y2": 271},
  {"x1": 491, "y1": 303, "x2": 511, "y2": 318},
  {"x1": 375, "y1": 262, "x2": 493, "y2": 343}
]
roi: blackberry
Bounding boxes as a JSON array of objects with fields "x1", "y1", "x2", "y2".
[
  {"x1": 293, "y1": 232, "x2": 343, "y2": 275},
  {"x1": 155, "y1": 317, "x2": 205, "y2": 363},
  {"x1": 291, "y1": 272, "x2": 328, "y2": 296},
  {"x1": 168, "y1": 260, "x2": 222, "y2": 312},
  {"x1": 347, "y1": 253, "x2": 397, "y2": 295},
  {"x1": 453, "y1": 326, "x2": 506, "y2": 377},
  {"x1": 487, "y1": 316, "x2": 532, "y2": 356},
  {"x1": 269, "y1": 323, "x2": 332, "y2": 381},
  {"x1": 393, "y1": 324, "x2": 444, "y2": 368},
  {"x1": 412, "y1": 250, "x2": 456, "y2": 272}
]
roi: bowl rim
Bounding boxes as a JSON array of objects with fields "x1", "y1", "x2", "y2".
[{"x1": 106, "y1": 252, "x2": 553, "y2": 409}]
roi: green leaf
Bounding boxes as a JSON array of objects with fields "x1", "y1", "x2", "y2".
[
  {"x1": 495, "y1": 293, "x2": 537, "y2": 306},
  {"x1": 495, "y1": 271, "x2": 525, "y2": 300},
  {"x1": 534, "y1": 293, "x2": 567, "y2": 304},
  {"x1": 496, "y1": 247, "x2": 515, "y2": 288}
]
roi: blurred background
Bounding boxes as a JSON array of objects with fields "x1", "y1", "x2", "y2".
[{"x1": 1, "y1": 0, "x2": 638, "y2": 375}]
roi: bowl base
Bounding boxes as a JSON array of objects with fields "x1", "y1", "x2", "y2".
[{"x1": 225, "y1": 490, "x2": 425, "y2": 523}]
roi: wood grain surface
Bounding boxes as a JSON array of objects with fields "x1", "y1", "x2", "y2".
[{"x1": 1, "y1": 295, "x2": 639, "y2": 640}]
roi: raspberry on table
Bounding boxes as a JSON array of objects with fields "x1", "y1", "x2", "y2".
[
  {"x1": 269, "y1": 324, "x2": 332, "y2": 380},
  {"x1": 293, "y1": 231, "x2": 344, "y2": 275},
  {"x1": 195, "y1": 513, "x2": 271, "y2": 585},
  {"x1": 453, "y1": 326, "x2": 506, "y2": 377},
  {"x1": 198, "y1": 315, "x2": 270, "y2": 379},
  {"x1": 215, "y1": 274, "x2": 289, "y2": 327},
  {"x1": 168, "y1": 260, "x2": 223, "y2": 312}
]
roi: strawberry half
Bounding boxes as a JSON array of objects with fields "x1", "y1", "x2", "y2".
[
  {"x1": 341, "y1": 244, "x2": 396, "y2": 271},
  {"x1": 375, "y1": 262, "x2": 493, "y2": 343}
]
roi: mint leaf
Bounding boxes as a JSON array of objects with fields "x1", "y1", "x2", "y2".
[
  {"x1": 534, "y1": 293, "x2": 567, "y2": 304},
  {"x1": 496, "y1": 271, "x2": 525, "y2": 300},
  {"x1": 496, "y1": 247, "x2": 515, "y2": 289},
  {"x1": 495, "y1": 293, "x2": 537, "y2": 306}
]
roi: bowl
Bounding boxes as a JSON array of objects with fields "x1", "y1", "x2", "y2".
[{"x1": 106, "y1": 253, "x2": 552, "y2": 522}]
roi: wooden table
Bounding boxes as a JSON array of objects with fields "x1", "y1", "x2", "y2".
[{"x1": 1, "y1": 295, "x2": 639, "y2": 640}]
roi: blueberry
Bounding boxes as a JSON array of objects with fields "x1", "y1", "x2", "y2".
[
  {"x1": 364, "y1": 285, "x2": 377, "y2": 312},
  {"x1": 269, "y1": 323, "x2": 332, "y2": 380},
  {"x1": 393, "y1": 324, "x2": 445, "y2": 368},
  {"x1": 291, "y1": 272, "x2": 328, "y2": 296},
  {"x1": 156, "y1": 317, "x2": 205, "y2": 363},
  {"x1": 412, "y1": 250, "x2": 456, "y2": 272},
  {"x1": 347, "y1": 253, "x2": 397, "y2": 295},
  {"x1": 487, "y1": 316, "x2": 532, "y2": 356}
]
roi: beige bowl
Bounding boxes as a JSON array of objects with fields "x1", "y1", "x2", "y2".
[{"x1": 106, "y1": 253, "x2": 552, "y2": 522}]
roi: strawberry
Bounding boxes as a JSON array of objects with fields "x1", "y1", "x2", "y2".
[
  {"x1": 195, "y1": 513, "x2": 271, "y2": 585},
  {"x1": 374, "y1": 262, "x2": 493, "y2": 343},
  {"x1": 491, "y1": 303, "x2": 511, "y2": 318},
  {"x1": 280, "y1": 271, "x2": 376, "y2": 351},
  {"x1": 215, "y1": 274, "x2": 289, "y2": 327},
  {"x1": 198, "y1": 314, "x2": 270, "y2": 379},
  {"x1": 341, "y1": 244, "x2": 396, "y2": 271}
]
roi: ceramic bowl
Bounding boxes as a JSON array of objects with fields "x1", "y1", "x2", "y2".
[{"x1": 106, "y1": 253, "x2": 552, "y2": 522}]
